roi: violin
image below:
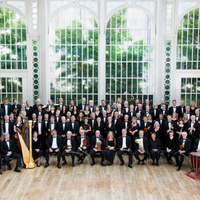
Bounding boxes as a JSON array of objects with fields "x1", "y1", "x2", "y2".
[
  {"x1": 129, "y1": 125, "x2": 133, "y2": 131},
  {"x1": 82, "y1": 138, "x2": 88, "y2": 148},
  {"x1": 95, "y1": 138, "x2": 102, "y2": 151},
  {"x1": 83, "y1": 125, "x2": 87, "y2": 130}
]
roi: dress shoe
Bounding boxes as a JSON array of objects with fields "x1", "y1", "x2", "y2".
[
  {"x1": 142, "y1": 161, "x2": 145, "y2": 165},
  {"x1": 177, "y1": 167, "x2": 180, "y2": 171},
  {"x1": 0, "y1": 171, "x2": 3, "y2": 175},
  {"x1": 78, "y1": 157, "x2": 81, "y2": 162},
  {"x1": 62, "y1": 161, "x2": 67, "y2": 165},
  {"x1": 137, "y1": 161, "x2": 140, "y2": 165},
  {"x1": 91, "y1": 161, "x2": 95, "y2": 166},
  {"x1": 57, "y1": 164, "x2": 61, "y2": 169},
  {"x1": 128, "y1": 164, "x2": 132, "y2": 168},
  {"x1": 156, "y1": 163, "x2": 159, "y2": 166},
  {"x1": 169, "y1": 160, "x2": 172, "y2": 164},
  {"x1": 120, "y1": 162, "x2": 124, "y2": 166},
  {"x1": 14, "y1": 168, "x2": 21, "y2": 173},
  {"x1": 101, "y1": 162, "x2": 106, "y2": 166},
  {"x1": 152, "y1": 162, "x2": 155, "y2": 165},
  {"x1": 8, "y1": 164, "x2": 12, "y2": 170},
  {"x1": 175, "y1": 164, "x2": 179, "y2": 167},
  {"x1": 72, "y1": 162, "x2": 75, "y2": 167},
  {"x1": 44, "y1": 163, "x2": 49, "y2": 168},
  {"x1": 81, "y1": 159, "x2": 84, "y2": 164}
]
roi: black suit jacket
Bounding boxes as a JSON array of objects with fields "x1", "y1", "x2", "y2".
[
  {"x1": 58, "y1": 122, "x2": 70, "y2": 136},
  {"x1": 43, "y1": 119, "x2": 50, "y2": 136},
  {"x1": 91, "y1": 135, "x2": 105, "y2": 150},
  {"x1": 134, "y1": 136, "x2": 148, "y2": 152},
  {"x1": 34, "y1": 121, "x2": 44, "y2": 136},
  {"x1": 70, "y1": 121, "x2": 79, "y2": 136},
  {"x1": 169, "y1": 106, "x2": 180, "y2": 116},
  {"x1": 12, "y1": 104, "x2": 21, "y2": 115},
  {"x1": 55, "y1": 116, "x2": 61, "y2": 124},
  {"x1": 158, "y1": 104, "x2": 168, "y2": 110},
  {"x1": 89, "y1": 118, "x2": 97, "y2": 130},
  {"x1": 101, "y1": 116, "x2": 108, "y2": 128},
  {"x1": 47, "y1": 135, "x2": 62, "y2": 150},
  {"x1": 1, "y1": 103, "x2": 12, "y2": 115},
  {"x1": 99, "y1": 105, "x2": 107, "y2": 112},
  {"x1": 1, "y1": 121, "x2": 14, "y2": 138},
  {"x1": 78, "y1": 103, "x2": 87, "y2": 111},
  {"x1": 62, "y1": 137, "x2": 76, "y2": 151},
  {"x1": 0, "y1": 108, "x2": 5, "y2": 118},
  {"x1": 33, "y1": 104, "x2": 43, "y2": 112},
  {"x1": 25, "y1": 106, "x2": 33, "y2": 119},
  {"x1": 179, "y1": 106, "x2": 186, "y2": 118},
  {"x1": 113, "y1": 118, "x2": 122, "y2": 136},
  {"x1": 127, "y1": 110, "x2": 136, "y2": 121},
  {"x1": 178, "y1": 138, "x2": 191, "y2": 154},
  {"x1": 117, "y1": 135, "x2": 132, "y2": 150},
  {"x1": 194, "y1": 138, "x2": 200, "y2": 151},
  {"x1": 121, "y1": 120, "x2": 132, "y2": 132},
  {"x1": 35, "y1": 110, "x2": 45, "y2": 118},
  {"x1": 187, "y1": 121, "x2": 198, "y2": 139},
  {"x1": 1, "y1": 139, "x2": 15, "y2": 155},
  {"x1": 150, "y1": 108, "x2": 160, "y2": 120},
  {"x1": 76, "y1": 136, "x2": 90, "y2": 149}
]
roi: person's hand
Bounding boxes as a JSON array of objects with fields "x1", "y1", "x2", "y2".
[
  {"x1": 120, "y1": 148, "x2": 124, "y2": 151},
  {"x1": 35, "y1": 149, "x2": 39, "y2": 152},
  {"x1": 83, "y1": 146, "x2": 86, "y2": 150},
  {"x1": 94, "y1": 148, "x2": 97, "y2": 152},
  {"x1": 55, "y1": 149, "x2": 59, "y2": 152},
  {"x1": 128, "y1": 149, "x2": 130, "y2": 152},
  {"x1": 61, "y1": 135, "x2": 65, "y2": 138},
  {"x1": 49, "y1": 148, "x2": 53, "y2": 153},
  {"x1": 78, "y1": 147, "x2": 82, "y2": 151}
]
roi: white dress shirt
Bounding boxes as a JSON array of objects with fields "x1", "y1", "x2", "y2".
[
  {"x1": 5, "y1": 122, "x2": 9, "y2": 133},
  {"x1": 6, "y1": 140, "x2": 10, "y2": 149},
  {"x1": 67, "y1": 139, "x2": 72, "y2": 149},
  {"x1": 197, "y1": 140, "x2": 200, "y2": 150},
  {"x1": 5, "y1": 104, "x2": 8, "y2": 115},
  {"x1": 80, "y1": 137, "x2": 84, "y2": 147},
  {"x1": 51, "y1": 136, "x2": 58, "y2": 149},
  {"x1": 38, "y1": 122, "x2": 42, "y2": 135},
  {"x1": 122, "y1": 137, "x2": 127, "y2": 148}
]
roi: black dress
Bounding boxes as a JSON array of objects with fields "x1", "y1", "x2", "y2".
[
  {"x1": 72, "y1": 111, "x2": 79, "y2": 119},
  {"x1": 106, "y1": 123, "x2": 115, "y2": 135},
  {"x1": 32, "y1": 138, "x2": 44, "y2": 160},
  {"x1": 153, "y1": 128, "x2": 164, "y2": 145},
  {"x1": 84, "y1": 112, "x2": 91, "y2": 118},
  {"x1": 190, "y1": 107, "x2": 197, "y2": 115},
  {"x1": 95, "y1": 112, "x2": 102, "y2": 118},
  {"x1": 94, "y1": 123, "x2": 104, "y2": 137},
  {"x1": 103, "y1": 139, "x2": 116, "y2": 164},
  {"x1": 129, "y1": 123, "x2": 139, "y2": 150}
]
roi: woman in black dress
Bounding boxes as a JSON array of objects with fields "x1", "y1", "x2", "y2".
[
  {"x1": 129, "y1": 117, "x2": 139, "y2": 150},
  {"x1": 78, "y1": 112, "x2": 85, "y2": 127},
  {"x1": 106, "y1": 117, "x2": 115, "y2": 135},
  {"x1": 49, "y1": 105, "x2": 56, "y2": 118},
  {"x1": 149, "y1": 133, "x2": 161, "y2": 166},
  {"x1": 84, "y1": 105, "x2": 91, "y2": 118},
  {"x1": 32, "y1": 131, "x2": 44, "y2": 167},
  {"x1": 103, "y1": 131, "x2": 116, "y2": 165},
  {"x1": 80, "y1": 117, "x2": 90, "y2": 136},
  {"x1": 94, "y1": 106, "x2": 102, "y2": 118},
  {"x1": 164, "y1": 130, "x2": 177, "y2": 164},
  {"x1": 190, "y1": 101, "x2": 197, "y2": 116},
  {"x1": 153, "y1": 121, "x2": 164, "y2": 146},
  {"x1": 176, "y1": 118, "x2": 185, "y2": 141},
  {"x1": 106, "y1": 104, "x2": 113, "y2": 118},
  {"x1": 183, "y1": 113, "x2": 189, "y2": 130},
  {"x1": 60, "y1": 105, "x2": 68, "y2": 116},
  {"x1": 72, "y1": 105, "x2": 79, "y2": 119},
  {"x1": 94, "y1": 117, "x2": 104, "y2": 137}
]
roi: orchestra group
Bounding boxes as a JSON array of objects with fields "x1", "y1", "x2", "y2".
[{"x1": 1, "y1": 96, "x2": 200, "y2": 175}]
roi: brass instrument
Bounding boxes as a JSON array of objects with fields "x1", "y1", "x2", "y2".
[
  {"x1": 54, "y1": 104, "x2": 60, "y2": 111},
  {"x1": 68, "y1": 105, "x2": 74, "y2": 112},
  {"x1": 16, "y1": 120, "x2": 36, "y2": 169},
  {"x1": 135, "y1": 139, "x2": 144, "y2": 151},
  {"x1": 13, "y1": 108, "x2": 18, "y2": 118}
]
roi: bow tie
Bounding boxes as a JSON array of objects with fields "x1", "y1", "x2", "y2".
[
  {"x1": 53, "y1": 136, "x2": 56, "y2": 138},
  {"x1": 6, "y1": 140, "x2": 9, "y2": 142}
]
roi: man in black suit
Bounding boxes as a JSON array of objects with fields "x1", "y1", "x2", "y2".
[
  {"x1": 35, "y1": 105, "x2": 45, "y2": 118},
  {"x1": 184, "y1": 106, "x2": 192, "y2": 121},
  {"x1": 195, "y1": 109, "x2": 199, "y2": 122},
  {"x1": 99, "y1": 99, "x2": 107, "y2": 112},
  {"x1": 194, "y1": 137, "x2": 200, "y2": 152},
  {"x1": 48, "y1": 116, "x2": 57, "y2": 135},
  {"x1": 123, "y1": 101, "x2": 129, "y2": 114},
  {"x1": 32, "y1": 113, "x2": 37, "y2": 130},
  {"x1": 116, "y1": 97, "x2": 124, "y2": 108},
  {"x1": 2, "y1": 115, "x2": 14, "y2": 139},
  {"x1": 134, "y1": 130, "x2": 149, "y2": 165},
  {"x1": 128, "y1": 104, "x2": 136, "y2": 121},
  {"x1": 150, "y1": 103, "x2": 160, "y2": 121},
  {"x1": 89, "y1": 100, "x2": 94, "y2": 113},
  {"x1": 113, "y1": 112, "x2": 122, "y2": 138},
  {"x1": 33, "y1": 98, "x2": 43, "y2": 112},
  {"x1": 70, "y1": 115, "x2": 79, "y2": 137},
  {"x1": 169, "y1": 100, "x2": 180, "y2": 116},
  {"x1": 117, "y1": 129, "x2": 132, "y2": 168},
  {"x1": 174, "y1": 132, "x2": 191, "y2": 171},
  {"x1": 12, "y1": 99, "x2": 21, "y2": 116},
  {"x1": 160, "y1": 104, "x2": 169, "y2": 119},
  {"x1": 90, "y1": 130, "x2": 105, "y2": 166},
  {"x1": 179, "y1": 100, "x2": 185, "y2": 118},
  {"x1": 1, "y1": 133, "x2": 22, "y2": 172},
  {"x1": 156, "y1": 113, "x2": 167, "y2": 132},
  {"x1": 43, "y1": 113, "x2": 50, "y2": 148},
  {"x1": 141, "y1": 116, "x2": 151, "y2": 139},
  {"x1": 142, "y1": 105, "x2": 151, "y2": 118},
  {"x1": 187, "y1": 115, "x2": 198, "y2": 150},
  {"x1": 76, "y1": 130, "x2": 90, "y2": 164},
  {"x1": 45, "y1": 129, "x2": 62, "y2": 169},
  {"x1": 134, "y1": 98, "x2": 140, "y2": 112},
  {"x1": 78, "y1": 98, "x2": 87, "y2": 111},
  {"x1": 89, "y1": 112, "x2": 96, "y2": 136},
  {"x1": 116, "y1": 104, "x2": 124, "y2": 121},
  {"x1": 158, "y1": 98, "x2": 168, "y2": 110},
  {"x1": 25, "y1": 100, "x2": 33, "y2": 119},
  {"x1": 58, "y1": 116, "x2": 70, "y2": 139},
  {"x1": 0, "y1": 105, "x2": 5, "y2": 118},
  {"x1": 55, "y1": 110, "x2": 61, "y2": 125},
  {"x1": 136, "y1": 104, "x2": 143, "y2": 117},
  {"x1": 1, "y1": 97, "x2": 12, "y2": 116},
  {"x1": 121, "y1": 115, "x2": 131, "y2": 133},
  {"x1": 61, "y1": 131, "x2": 76, "y2": 167}
]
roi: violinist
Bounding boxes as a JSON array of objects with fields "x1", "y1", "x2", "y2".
[
  {"x1": 94, "y1": 117, "x2": 104, "y2": 137},
  {"x1": 58, "y1": 116, "x2": 70, "y2": 141},
  {"x1": 117, "y1": 129, "x2": 132, "y2": 168},
  {"x1": 90, "y1": 130, "x2": 105, "y2": 166},
  {"x1": 174, "y1": 132, "x2": 191, "y2": 171},
  {"x1": 121, "y1": 115, "x2": 131, "y2": 133},
  {"x1": 76, "y1": 130, "x2": 90, "y2": 164},
  {"x1": 141, "y1": 116, "x2": 151, "y2": 139},
  {"x1": 129, "y1": 117, "x2": 139, "y2": 150},
  {"x1": 61, "y1": 131, "x2": 76, "y2": 167}
]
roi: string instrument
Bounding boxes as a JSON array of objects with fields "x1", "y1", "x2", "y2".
[
  {"x1": 118, "y1": 113, "x2": 123, "y2": 119},
  {"x1": 83, "y1": 125, "x2": 87, "y2": 130},
  {"x1": 82, "y1": 138, "x2": 88, "y2": 148},
  {"x1": 129, "y1": 125, "x2": 133, "y2": 131},
  {"x1": 64, "y1": 143, "x2": 80, "y2": 155},
  {"x1": 13, "y1": 108, "x2": 18, "y2": 118},
  {"x1": 95, "y1": 139, "x2": 102, "y2": 151},
  {"x1": 144, "y1": 126, "x2": 150, "y2": 133},
  {"x1": 180, "y1": 143, "x2": 183, "y2": 150}
]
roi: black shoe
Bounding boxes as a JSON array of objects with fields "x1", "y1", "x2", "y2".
[
  {"x1": 142, "y1": 161, "x2": 145, "y2": 165},
  {"x1": 128, "y1": 164, "x2": 132, "y2": 168},
  {"x1": 137, "y1": 161, "x2": 140, "y2": 165},
  {"x1": 152, "y1": 162, "x2": 155, "y2": 165},
  {"x1": 120, "y1": 162, "x2": 124, "y2": 166},
  {"x1": 62, "y1": 161, "x2": 67, "y2": 165},
  {"x1": 81, "y1": 159, "x2": 84, "y2": 164},
  {"x1": 57, "y1": 164, "x2": 61, "y2": 169},
  {"x1": 101, "y1": 162, "x2": 106, "y2": 166},
  {"x1": 156, "y1": 163, "x2": 159, "y2": 166},
  {"x1": 78, "y1": 157, "x2": 81, "y2": 162},
  {"x1": 169, "y1": 160, "x2": 172, "y2": 164},
  {"x1": 72, "y1": 162, "x2": 75, "y2": 167},
  {"x1": 175, "y1": 164, "x2": 179, "y2": 167},
  {"x1": 91, "y1": 161, "x2": 95, "y2": 166},
  {"x1": 8, "y1": 164, "x2": 11, "y2": 170},
  {"x1": 14, "y1": 168, "x2": 21, "y2": 173},
  {"x1": 177, "y1": 167, "x2": 180, "y2": 171},
  {"x1": 0, "y1": 171, "x2": 3, "y2": 175},
  {"x1": 44, "y1": 163, "x2": 49, "y2": 168}
]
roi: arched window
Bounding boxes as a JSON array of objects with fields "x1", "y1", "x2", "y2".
[
  {"x1": 178, "y1": 8, "x2": 200, "y2": 107},
  {"x1": 49, "y1": 7, "x2": 98, "y2": 105},
  {"x1": 105, "y1": 8, "x2": 154, "y2": 103},
  {"x1": 0, "y1": 7, "x2": 26, "y2": 103}
]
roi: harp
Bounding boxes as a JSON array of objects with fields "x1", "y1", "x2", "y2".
[{"x1": 16, "y1": 120, "x2": 36, "y2": 169}]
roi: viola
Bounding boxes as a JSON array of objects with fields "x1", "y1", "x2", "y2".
[{"x1": 82, "y1": 138, "x2": 88, "y2": 148}]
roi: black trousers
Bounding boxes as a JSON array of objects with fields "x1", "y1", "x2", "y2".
[
  {"x1": 76, "y1": 149, "x2": 89, "y2": 160},
  {"x1": 134, "y1": 150, "x2": 149, "y2": 161},
  {"x1": 45, "y1": 148, "x2": 61, "y2": 164},
  {"x1": 164, "y1": 149, "x2": 175, "y2": 162},
  {"x1": 61, "y1": 151, "x2": 75, "y2": 163},
  {"x1": 174, "y1": 151, "x2": 189, "y2": 168},
  {"x1": 3, "y1": 152, "x2": 21, "y2": 168},
  {"x1": 150, "y1": 150, "x2": 160, "y2": 163},
  {"x1": 90, "y1": 150, "x2": 104, "y2": 162},
  {"x1": 118, "y1": 150, "x2": 132, "y2": 165}
]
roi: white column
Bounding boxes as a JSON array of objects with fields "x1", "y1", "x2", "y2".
[
  {"x1": 98, "y1": 0, "x2": 106, "y2": 104},
  {"x1": 154, "y1": 0, "x2": 165, "y2": 104}
]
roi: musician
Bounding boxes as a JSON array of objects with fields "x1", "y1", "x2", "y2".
[
  {"x1": 141, "y1": 116, "x2": 151, "y2": 139},
  {"x1": 106, "y1": 117, "x2": 115, "y2": 138},
  {"x1": 13, "y1": 116, "x2": 23, "y2": 135},
  {"x1": 150, "y1": 103, "x2": 160, "y2": 120},
  {"x1": 55, "y1": 110, "x2": 61, "y2": 124},
  {"x1": 45, "y1": 129, "x2": 62, "y2": 169},
  {"x1": 61, "y1": 131, "x2": 76, "y2": 167},
  {"x1": 32, "y1": 131, "x2": 44, "y2": 167},
  {"x1": 166, "y1": 115, "x2": 176, "y2": 136},
  {"x1": 184, "y1": 106, "x2": 192, "y2": 121},
  {"x1": 49, "y1": 105, "x2": 56, "y2": 118},
  {"x1": 46, "y1": 99, "x2": 52, "y2": 112},
  {"x1": 129, "y1": 117, "x2": 139, "y2": 150},
  {"x1": 70, "y1": 115, "x2": 79, "y2": 137},
  {"x1": 190, "y1": 101, "x2": 197, "y2": 116},
  {"x1": 1, "y1": 97, "x2": 12, "y2": 116},
  {"x1": 179, "y1": 100, "x2": 185, "y2": 118},
  {"x1": 80, "y1": 117, "x2": 90, "y2": 136},
  {"x1": 20, "y1": 103, "x2": 26, "y2": 114},
  {"x1": 106, "y1": 104, "x2": 113, "y2": 118},
  {"x1": 149, "y1": 133, "x2": 161, "y2": 166},
  {"x1": 121, "y1": 115, "x2": 131, "y2": 133},
  {"x1": 128, "y1": 104, "x2": 136, "y2": 121},
  {"x1": 195, "y1": 109, "x2": 199, "y2": 122},
  {"x1": 112, "y1": 102, "x2": 117, "y2": 112},
  {"x1": 94, "y1": 106, "x2": 102, "y2": 118},
  {"x1": 158, "y1": 98, "x2": 168, "y2": 110},
  {"x1": 68, "y1": 99, "x2": 75, "y2": 112},
  {"x1": 48, "y1": 116, "x2": 57, "y2": 135},
  {"x1": 113, "y1": 112, "x2": 122, "y2": 138},
  {"x1": 32, "y1": 113, "x2": 37, "y2": 130},
  {"x1": 21, "y1": 111, "x2": 27, "y2": 124},
  {"x1": 134, "y1": 98, "x2": 140, "y2": 111},
  {"x1": 84, "y1": 105, "x2": 91, "y2": 118},
  {"x1": 116, "y1": 97, "x2": 124, "y2": 108},
  {"x1": 116, "y1": 104, "x2": 124, "y2": 121},
  {"x1": 60, "y1": 105, "x2": 68, "y2": 117},
  {"x1": 78, "y1": 97, "x2": 87, "y2": 111},
  {"x1": 43, "y1": 113, "x2": 50, "y2": 138},
  {"x1": 89, "y1": 113, "x2": 96, "y2": 136},
  {"x1": 160, "y1": 104, "x2": 169, "y2": 119},
  {"x1": 136, "y1": 104, "x2": 143, "y2": 116},
  {"x1": 76, "y1": 130, "x2": 90, "y2": 164},
  {"x1": 136, "y1": 113, "x2": 142, "y2": 128},
  {"x1": 134, "y1": 130, "x2": 149, "y2": 165},
  {"x1": 33, "y1": 98, "x2": 43, "y2": 112},
  {"x1": 0, "y1": 105, "x2": 4, "y2": 118},
  {"x1": 25, "y1": 100, "x2": 33, "y2": 119},
  {"x1": 2, "y1": 115, "x2": 14, "y2": 139},
  {"x1": 169, "y1": 100, "x2": 180, "y2": 116},
  {"x1": 194, "y1": 137, "x2": 200, "y2": 152},
  {"x1": 9, "y1": 112, "x2": 16, "y2": 125},
  {"x1": 176, "y1": 118, "x2": 185, "y2": 141},
  {"x1": 99, "y1": 99, "x2": 107, "y2": 112},
  {"x1": 123, "y1": 101, "x2": 129, "y2": 114},
  {"x1": 103, "y1": 131, "x2": 116, "y2": 166},
  {"x1": 35, "y1": 105, "x2": 45, "y2": 118},
  {"x1": 58, "y1": 116, "x2": 70, "y2": 139},
  {"x1": 90, "y1": 130, "x2": 105, "y2": 166},
  {"x1": 101, "y1": 110, "x2": 108, "y2": 129},
  {"x1": 71, "y1": 105, "x2": 79, "y2": 119},
  {"x1": 174, "y1": 132, "x2": 191, "y2": 171},
  {"x1": 187, "y1": 115, "x2": 198, "y2": 150},
  {"x1": 89, "y1": 100, "x2": 94, "y2": 113},
  {"x1": 66, "y1": 111, "x2": 71, "y2": 123},
  {"x1": 58, "y1": 97, "x2": 63, "y2": 111},
  {"x1": 94, "y1": 117, "x2": 104, "y2": 137},
  {"x1": 1, "y1": 133, "x2": 21, "y2": 172},
  {"x1": 164, "y1": 131, "x2": 177, "y2": 164},
  {"x1": 117, "y1": 129, "x2": 132, "y2": 168},
  {"x1": 142, "y1": 105, "x2": 151, "y2": 118}
]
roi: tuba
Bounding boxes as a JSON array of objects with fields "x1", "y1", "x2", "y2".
[{"x1": 16, "y1": 120, "x2": 36, "y2": 169}]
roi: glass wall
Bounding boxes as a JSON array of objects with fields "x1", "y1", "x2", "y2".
[
  {"x1": 49, "y1": 8, "x2": 98, "y2": 105},
  {"x1": 105, "y1": 8, "x2": 154, "y2": 103}
]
